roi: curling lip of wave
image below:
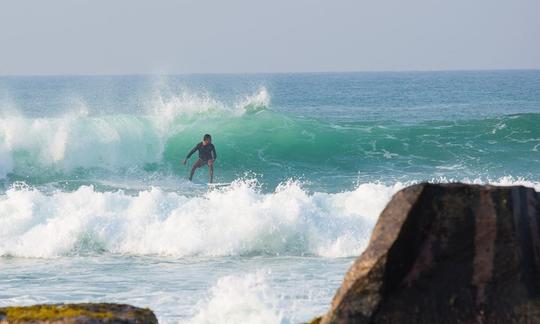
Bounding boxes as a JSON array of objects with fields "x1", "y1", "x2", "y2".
[{"x1": 150, "y1": 86, "x2": 270, "y2": 122}]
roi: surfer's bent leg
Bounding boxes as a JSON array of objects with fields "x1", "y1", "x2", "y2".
[
  {"x1": 208, "y1": 159, "x2": 214, "y2": 183},
  {"x1": 189, "y1": 159, "x2": 204, "y2": 181}
]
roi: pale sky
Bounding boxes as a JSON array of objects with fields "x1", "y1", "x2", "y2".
[{"x1": 1, "y1": 0, "x2": 539, "y2": 75}]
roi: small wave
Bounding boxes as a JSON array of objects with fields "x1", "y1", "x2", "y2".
[{"x1": 186, "y1": 271, "x2": 281, "y2": 324}]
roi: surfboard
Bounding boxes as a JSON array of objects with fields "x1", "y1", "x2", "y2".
[{"x1": 207, "y1": 182, "x2": 231, "y2": 187}]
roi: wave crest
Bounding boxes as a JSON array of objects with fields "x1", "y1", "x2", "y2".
[{"x1": 150, "y1": 87, "x2": 269, "y2": 123}]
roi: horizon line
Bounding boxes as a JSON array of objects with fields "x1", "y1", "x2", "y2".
[{"x1": 1, "y1": 67, "x2": 540, "y2": 78}]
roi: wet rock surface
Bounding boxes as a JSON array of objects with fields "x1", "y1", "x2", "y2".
[
  {"x1": 320, "y1": 183, "x2": 540, "y2": 324},
  {"x1": 0, "y1": 303, "x2": 158, "y2": 323}
]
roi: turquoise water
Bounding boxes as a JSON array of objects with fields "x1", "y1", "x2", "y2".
[{"x1": 0, "y1": 71, "x2": 539, "y2": 323}]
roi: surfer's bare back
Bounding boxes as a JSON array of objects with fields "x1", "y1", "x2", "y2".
[{"x1": 183, "y1": 134, "x2": 217, "y2": 183}]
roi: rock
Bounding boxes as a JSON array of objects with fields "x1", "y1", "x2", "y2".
[
  {"x1": 0, "y1": 303, "x2": 158, "y2": 323},
  {"x1": 320, "y1": 183, "x2": 540, "y2": 324}
]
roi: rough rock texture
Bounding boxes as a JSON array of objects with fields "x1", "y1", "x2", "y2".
[
  {"x1": 0, "y1": 303, "x2": 158, "y2": 323},
  {"x1": 320, "y1": 183, "x2": 540, "y2": 324}
]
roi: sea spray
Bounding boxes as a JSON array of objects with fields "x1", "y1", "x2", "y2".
[{"x1": 149, "y1": 86, "x2": 269, "y2": 128}]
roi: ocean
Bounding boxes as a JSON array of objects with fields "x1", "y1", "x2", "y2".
[{"x1": 0, "y1": 71, "x2": 539, "y2": 323}]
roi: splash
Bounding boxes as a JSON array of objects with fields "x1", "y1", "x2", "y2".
[
  {"x1": 150, "y1": 87, "x2": 269, "y2": 124},
  {"x1": 235, "y1": 87, "x2": 270, "y2": 114}
]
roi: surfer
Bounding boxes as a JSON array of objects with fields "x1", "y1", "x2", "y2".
[{"x1": 183, "y1": 134, "x2": 217, "y2": 183}]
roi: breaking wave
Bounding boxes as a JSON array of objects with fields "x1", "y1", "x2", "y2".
[
  {"x1": 1, "y1": 177, "x2": 538, "y2": 259},
  {"x1": 0, "y1": 179, "x2": 398, "y2": 258}
]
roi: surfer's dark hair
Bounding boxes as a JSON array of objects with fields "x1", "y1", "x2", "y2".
[{"x1": 203, "y1": 134, "x2": 211, "y2": 140}]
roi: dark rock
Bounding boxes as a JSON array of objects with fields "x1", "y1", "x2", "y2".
[
  {"x1": 320, "y1": 183, "x2": 540, "y2": 324},
  {"x1": 0, "y1": 303, "x2": 158, "y2": 323}
]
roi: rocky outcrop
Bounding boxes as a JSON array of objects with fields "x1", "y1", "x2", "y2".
[
  {"x1": 320, "y1": 183, "x2": 540, "y2": 324},
  {"x1": 0, "y1": 303, "x2": 157, "y2": 323}
]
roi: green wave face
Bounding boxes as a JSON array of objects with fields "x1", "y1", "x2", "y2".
[
  {"x1": 163, "y1": 111, "x2": 355, "y2": 177},
  {"x1": 164, "y1": 111, "x2": 540, "y2": 185}
]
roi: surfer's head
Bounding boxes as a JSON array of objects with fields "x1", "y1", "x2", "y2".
[{"x1": 203, "y1": 134, "x2": 212, "y2": 145}]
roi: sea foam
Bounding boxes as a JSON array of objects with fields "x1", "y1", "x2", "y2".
[
  {"x1": 0, "y1": 180, "x2": 400, "y2": 258},
  {"x1": 2, "y1": 177, "x2": 538, "y2": 259}
]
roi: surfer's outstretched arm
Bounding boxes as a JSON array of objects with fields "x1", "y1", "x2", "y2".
[{"x1": 183, "y1": 143, "x2": 201, "y2": 164}]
